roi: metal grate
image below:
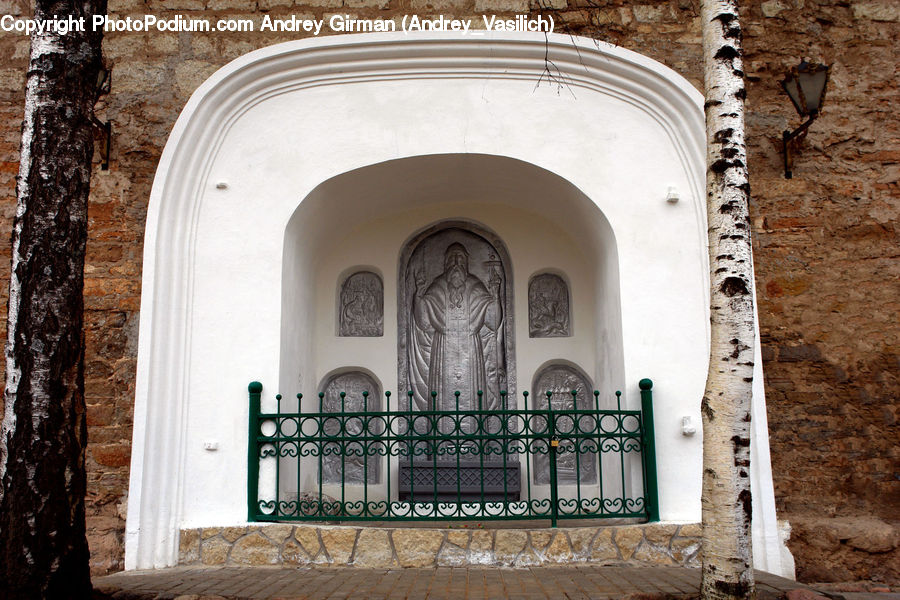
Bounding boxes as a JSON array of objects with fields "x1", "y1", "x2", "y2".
[{"x1": 247, "y1": 380, "x2": 659, "y2": 526}]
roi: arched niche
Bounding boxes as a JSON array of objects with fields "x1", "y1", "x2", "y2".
[{"x1": 278, "y1": 154, "x2": 624, "y2": 419}]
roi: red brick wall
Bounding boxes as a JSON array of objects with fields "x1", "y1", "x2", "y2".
[{"x1": 0, "y1": 0, "x2": 896, "y2": 582}]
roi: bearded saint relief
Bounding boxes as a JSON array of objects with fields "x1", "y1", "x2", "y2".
[{"x1": 401, "y1": 225, "x2": 513, "y2": 417}]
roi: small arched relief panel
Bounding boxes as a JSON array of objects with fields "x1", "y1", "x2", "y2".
[
  {"x1": 318, "y1": 370, "x2": 382, "y2": 484},
  {"x1": 528, "y1": 272, "x2": 570, "y2": 338},
  {"x1": 338, "y1": 270, "x2": 383, "y2": 337},
  {"x1": 531, "y1": 362, "x2": 596, "y2": 485}
]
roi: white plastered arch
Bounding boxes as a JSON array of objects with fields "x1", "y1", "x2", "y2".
[{"x1": 127, "y1": 31, "x2": 787, "y2": 576}]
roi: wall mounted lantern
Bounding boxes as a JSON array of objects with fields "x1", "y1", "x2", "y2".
[{"x1": 780, "y1": 60, "x2": 829, "y2": 179}]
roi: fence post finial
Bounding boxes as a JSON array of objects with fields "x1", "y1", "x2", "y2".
[
  {"x1": 639, "y1": 379, "x2": 659, "y2": 522},
  {"x1": 247, "y1": 381, "x2": 263, "y2": 521}
]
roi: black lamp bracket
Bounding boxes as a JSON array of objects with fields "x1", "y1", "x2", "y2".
[
  {"x1": 782, "y1": 112, "x2": 818, "y2": 179},
  {"x1": 91, "y1": 116, "x2": 111, "y2": 171}
]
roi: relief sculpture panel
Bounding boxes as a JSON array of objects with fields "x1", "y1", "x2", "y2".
[
  {"x1": 528, "y1": 273, "x2": 570, "y2": 337},
  {"x1": 319, "y1": 371, "x2": 381, "y2": 484},
  {"x1": 532, "y1": 364, "x2": 597, "y2": 484},
  {"x1": 399, "y1": 223, "x2": 515, "y2": 419},
  {"x1": 338, "y1": 271, "x2": 383, "y2": 337}
]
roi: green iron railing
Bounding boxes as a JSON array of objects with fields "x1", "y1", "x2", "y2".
[{"x1": 248, "y1": 380, "x2": 659, "y2": 525}]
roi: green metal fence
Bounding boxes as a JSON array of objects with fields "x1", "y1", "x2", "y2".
[{"x1": 248, "y1": 380, "x2": 658, "y2": 526}]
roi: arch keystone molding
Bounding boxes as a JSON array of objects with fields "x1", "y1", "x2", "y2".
[{"x1": 127, "y1": 31, "x2": 790, "y2": 577}]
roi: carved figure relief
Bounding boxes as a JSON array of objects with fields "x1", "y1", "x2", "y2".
[
  {"x1": 532, "y1": 364, "x2": 597, "y2": 484},
  {"x1": 338, "y1": 271, "x2": 383, "y2": 337},
  {"x1": 319, "y1": 371, "x2": 381, "y2": 484},
  {"x1": 399, "y1": 223, "x2": 515, "y2": 418},
  {"x1": 528, "y1": 273, "x2": 570, "y2": 337}
]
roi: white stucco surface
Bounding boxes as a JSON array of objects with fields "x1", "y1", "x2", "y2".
[{"x1": 127, "y1": 31, "x2": 789, "y2": 577}]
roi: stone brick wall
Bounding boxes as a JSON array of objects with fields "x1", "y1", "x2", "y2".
[
  {"x1": 177, "y1": 523, "x2": 701, "y2": 568},
  {"x1": 0, "y1": 0, "x2": 896, "y2": 582},
  {"x1": 736, "y1": 1, "x2": 899, "y2": 584}
]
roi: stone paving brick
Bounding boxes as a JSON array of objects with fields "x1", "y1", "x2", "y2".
[{"x1": 94, "y1": 564, "x2": 829, "y2": 599}]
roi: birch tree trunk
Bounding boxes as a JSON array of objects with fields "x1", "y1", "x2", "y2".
[
  {"x1": 699, "y1": 1, "x2": 756, "y2": 599},
  {"x1": 0, "y1": 0, "x2": 105, "y2": 597}
]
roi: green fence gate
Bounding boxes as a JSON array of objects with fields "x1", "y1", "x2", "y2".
[{"x1": 248, "y1": 379, "x2": 658, "y2": 526}]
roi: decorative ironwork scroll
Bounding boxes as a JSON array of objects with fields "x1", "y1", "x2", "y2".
[
  {"x1": 528, "y1": 273, "x2": 570, "y2": 338},
  {"x1": 247, "y1": 380, "x2": 656, "y2": 525},
  {"x1": 339, "y1": 271, "x2": 383, "y2": 337}
]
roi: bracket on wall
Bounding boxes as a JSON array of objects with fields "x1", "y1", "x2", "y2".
[
  {"x1": 781, "y1": 116, "x2": 816, "y2": 180},
  {"x1": 92, "y1": 117, "x2": 112, "y2": 171}
]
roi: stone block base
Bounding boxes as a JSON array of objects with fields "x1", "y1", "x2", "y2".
[{"x1": 178, "y1": 522, "x2": 700, "y2": 568}]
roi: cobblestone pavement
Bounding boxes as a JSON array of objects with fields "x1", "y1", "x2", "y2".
[{"x1": 95, "y1": 566, "x2": 820, "y2": 599}]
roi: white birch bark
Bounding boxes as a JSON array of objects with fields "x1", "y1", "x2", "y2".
[{"x1": 699, "y1": 1, "x2": 757, "y2": 599}]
